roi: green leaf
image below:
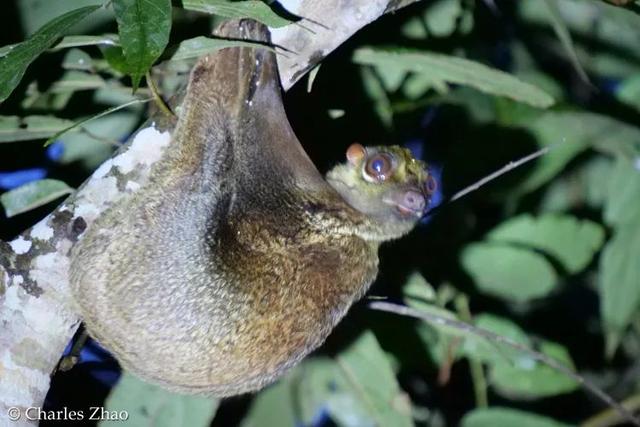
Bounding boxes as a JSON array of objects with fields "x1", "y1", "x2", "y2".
[
  {"x1": 401, "y1": 0, "x2": 472, "y2": 40},
  {"x1": 403, "y1": 290, "x2": 462, "y2": 365},
  {"x1": 604, "y1": 158, "x2": 640, "y2": 226},
  {"x1": 327, "y1": 393, "x2": 380, "y2": 427},
  {"x1": 361, "y1": 67, "x2": 393, "y2": 129},
  {"x1": 334, "y1": 331, "x2": 414, "y2": 427},
  {"x1": 516, "y1": 120, "x2": 588, "y2": 194},
  {"x1": 112, "y1": 0, "x2": 172, "y2": 90},
  {"x1": 16, "y1": 0, "x2": 106, "y2": 36},
  {"x1": 431, "y1": 312, "x2": 580, "y2": 399},
  {"x1": 403, "y1": 279, "x2": 467, "y2": 366},
  {"x1": 181, "y1": 0, "x2": 294, "y2": 28},
  {"x1": 0, "y1": 115, "x2": 76, "y2": 143},
  {"x1": 519, "y1": 0, "x2": 640, "y2": 78},
  {"x1": 0, "y1": 45, "x2": 17, "y2": 59},
  {"x1": 402, "y1": 71, "x2": 449, "y2": 99},
  {"x1": 516, "y1": 111, "x2": 640, "y2": 194},
  {"x1": 424, "y1": 0, "x2": 463, "y2": 37},
  {"x1": 22, "y1": 87, "x2": 74, "y2": 111},
  {"x1": 401, "y1": 16, "x2": 428, "y2": 40},
  {"x1": 458, "y1": 315, "x2": 578, "y2": 398},
  {"x1": 461, "y1": 314, "x2": 530, "y2": 365},
  {"x1": 373, "y1": 65, "x2": 406, "y2": 93},
  {"x1": 402, "y1": 276, "x2": 476, "y2": 341},
  {"x1": 488, "y1": 214, "x2": 605, "y2": 274},
  {"x1": 461, "y1": 243, "x2": 557, "y2": 302},
  {"x1": 539, "y1": 156, "x2": 613, "y2": 212},
  {"x1": 1, "y1": 34, "x2": 120, "y2": 59},
  {"x1": 100, "y1": 46, "x2": 130, "y2": 75},
  {"x1": 241, "y1": 348, "x2": 411, "y2": 427},
  {"x1": 599, "y1": 220, "x2": 640, "y2": 357},
  {"x1": 59, "y1": 111, "x2": 141, "y2": 169},
  {"x1": 461, "y1": 407, "x2": 571, "y2": 427},
  {"x1": 295, "y1": 359, "x2": 343, "y2": 426},
  {"x1": 100, "y1": 372, "x2": 218, "y2": 427},
  {"x1": 489, "y1": 341, "x2": 578, "y2": 399},
  {"x1": 44, "y1": 70, "x2": 105, "y2": 93},
  {"x1": 1, "y1": 179, "x2": 73, "y2": 218},
  {"x1": 0, "y1": 5, "x2": 100, "y2": 103},
  {"x1": 21, "y1": 71, "x2": 105, "y2": 111},
  {"x1": 51, "y1": 34, "x2": 120, "y2": 50},
  {"x1": 617, "y1": 75, "x2": 640, "y2": 113},
  {"x1": 541, "y1": 0, "x2": 590, "y2": 84},
  {"x1": 240, "y1": 377, "x2": 298, "y2": 427},
  {"x1": 410, "y1": 302, "x2": 465, "y2": 339},
  {"x1": 169, "y1": 36, "x2": 275, "y2": 61},
  {"x1": 353, "y1": 48, "x2": 555, "y2": 108},
  {"x1": 414, "y1": 321, "x2": 451, "y2": 366},
  {"x1": 403, "y1": 271, "x2": 436, "y2": 304},
  {"x1": 62, "y1": 48, "x2": 94, "y2": 70},
  {"x1": 436, "y1": 86, "x2": 498, "y2": 123},
  {"x1": 93, "y1": 83, "x2": 146, "y2": 106}
]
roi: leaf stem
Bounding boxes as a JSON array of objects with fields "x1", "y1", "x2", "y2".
[
  {"x1": 146, "y1": 71, "x2": 175, "y2": 118},
  {"x1": 44, "y1": 97, "x2": 151, "y2": 146},
  {"x1": 454, "y1": 295, "x2": 489, "y2": 408}
]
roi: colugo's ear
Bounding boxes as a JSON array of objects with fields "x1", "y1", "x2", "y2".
[{"x1": 346, "y1": 143, "x2": 366, "y2": 165}]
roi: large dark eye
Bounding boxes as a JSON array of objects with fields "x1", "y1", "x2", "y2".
[{"x1": 365, "y1": 154, "x2": 393, "y2": 181}]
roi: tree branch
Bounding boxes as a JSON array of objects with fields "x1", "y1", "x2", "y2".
[{"x1": 273, "y1": 0, "x2": 422, "y2": 90}]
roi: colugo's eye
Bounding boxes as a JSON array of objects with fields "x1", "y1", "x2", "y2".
[{"x1": 365, "y1": 153, "x2": 393, "y2": 181}]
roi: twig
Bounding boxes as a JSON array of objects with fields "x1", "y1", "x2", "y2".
[
  {"x1": 424, "y1": 144, "x2": 554, "y2": 218},
  {"x1": 542, "y1": 0, "x2": 592, "y2": 86},
  {"x1": 368, "y1": 301, "x2": 640, "y2": 427},
  {"x1": 80, "y1": 128, "x2": 121, "y2": 147},
  {"x1": 450, "y1": 146, "x2": 551, "y2": 203},
  {"x1": 582, "y1": 394, "x2": 640, "y2": 427},
  {"x1": 44, "y1": 97, "x2": 152, "y2": 147}
]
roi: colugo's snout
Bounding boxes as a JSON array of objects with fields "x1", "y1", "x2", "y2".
[{"x1": 402, "y1": 189, "x2": 426, "y2": 214}]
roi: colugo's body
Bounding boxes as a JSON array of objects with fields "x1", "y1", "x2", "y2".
[{"x1": 69, "y1": 20, "x2": 434, "y2": 396}]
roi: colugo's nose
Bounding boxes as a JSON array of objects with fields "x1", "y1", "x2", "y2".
[{"x1": 403, "y1": 190, "x2": 426, "y2": 211}]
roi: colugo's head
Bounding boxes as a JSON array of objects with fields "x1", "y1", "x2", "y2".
[{"x1": 326, "y1": 143, "x2": 437, "y2": 240}]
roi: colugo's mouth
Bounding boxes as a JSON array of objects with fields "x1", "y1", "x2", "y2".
[{"x1": 394, "y1": 203, "x2": 425, "y2": 218}]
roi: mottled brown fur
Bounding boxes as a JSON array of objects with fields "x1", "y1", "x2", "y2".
[{"x1": 69, "y1": 20, "x2": 427, "y2": 396}]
